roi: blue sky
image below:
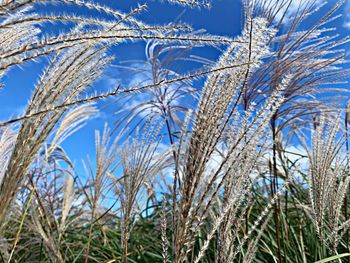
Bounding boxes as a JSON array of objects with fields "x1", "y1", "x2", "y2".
[{"x1": 1, "y1": 0, "x2": 350, "y2": 170}]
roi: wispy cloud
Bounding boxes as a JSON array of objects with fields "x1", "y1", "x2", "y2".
[
  {"x1": 344, "y1": 0, "x2": 350, "y2": 29},
  {"x1": 255, "y1": 0, "x2": 325, "y2": 22}
]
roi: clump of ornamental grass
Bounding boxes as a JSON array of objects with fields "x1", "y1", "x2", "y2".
[
  {"x1": 112, "y1": 120, "x2": 169, "y2": 263},
  {"x1": 242, "y1": 1, "x2": 349, "y2": 260},
  {"x1": 82, "y1": 127, "x2": 119, "y2": 261},
  {"x1": 0, "y1": 45, "x2": 110, "y2": 225},
  {"x1": 170, "y1": 11, "x2": 290, "y2": 261},
  {"x1": 1, "y1": 103, "x2": 97, "y2": 262},
  {"x1": 0, "y1": 0, "x2": 239, "y2": 227},
  {"x1": 0, "y1": 0, "x2": 350, "y2": 262},
  {"x1": 299, "y1": 114, "x2": 350, "y2": 253}
]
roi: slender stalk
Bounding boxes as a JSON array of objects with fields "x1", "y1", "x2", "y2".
[
  {"x1": 84, "y1": 206, "x2": 95, "y2": 263},
  {"x1": 122, "y1": 216, "x2": 130, "y2": 263},
  {"x1": 345, "y1": 109, "x2": 349, "y2": 257},
  {"x1": 85, "y1": 185, "x2": 100, "y2": 263},
  {"x1": 8, "y1": 185, "x2": 36, "y2": 263},
  {"x1": 271, "y1": 114, "x2": 283, "y2": 263},
  {"x1": 163, "y1": 114, "x2": 179, "y2": 262}
]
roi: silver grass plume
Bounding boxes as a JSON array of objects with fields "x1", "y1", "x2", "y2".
[
  {"x1": 172, "y1": 15, "x2": 289, "y2": 262},
  {"x1": 161, "y1": 0, "x2": 211, "y2": 8},
  {"x1": 83, "y1": 124, "x2": 121, "y2": 262},
  {"x1": 301, "y1": 114, "x2": 350, "y2": 252},
  {"x1": 5, "y1": 103, "x2": 98, "y2": 261},
  {"x1": 0, "y1": 45, "x2": 109, "y2": 225},
  {"x1": 60, "y1": 172, "x2": 74, "y2": 233},
  {"x1": 111, "y1": 120, "x2": 169, "y2": 263},
  {"x1": 0, "y1": 0, "x2": 238, "y2": 80},
  {"x1": 161, "y1": 197, "x2": 169, "y2": 263},
  {"x1": 48, "y1": 102, "x2": 99, "y2": 158},
  {"x1": 244, "y1": 0, "x2": 349, "y2": 132},
  {"x1": 0, "y1": 127, "x2": 16, "y2": 186}
]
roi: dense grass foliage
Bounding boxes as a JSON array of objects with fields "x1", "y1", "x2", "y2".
[{"x1": 1, "y1": 0, "x2": 350, "y2": 262}]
